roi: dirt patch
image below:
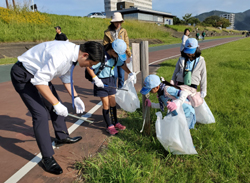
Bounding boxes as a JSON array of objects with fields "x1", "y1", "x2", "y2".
[{"x1": 117, "y1": 109, "x2": 128, "y2": 119}]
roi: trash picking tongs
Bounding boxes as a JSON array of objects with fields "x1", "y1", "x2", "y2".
[
  {"x1": 104, "y1": 84, "x2": 128, "y2": 91},
  {"x1": 53, "y1": 110, "x2": 93, "y2": 123},
  {"x1": 67, "y1": 113, "x2": 94, "y2": 123},
  {"x1": 140, "y1": 105, "x2": 148, "y2": 133}
]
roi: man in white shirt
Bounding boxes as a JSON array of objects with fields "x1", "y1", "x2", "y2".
[{"x1": 10, "y1": 41, "x2": 104, "y2": 175}]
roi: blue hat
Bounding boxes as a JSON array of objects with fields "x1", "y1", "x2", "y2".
[
  {"x1": 112, "y1": 39, "x2": 127, "y2": 61},
  {"x1": 183, "y1": 38, "x2": 198, "y2": 54},
  {"x1": 140, "y1": 75, "x2": 161, "y2": 95}
]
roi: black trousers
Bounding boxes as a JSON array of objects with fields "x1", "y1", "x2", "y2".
[{"x1": 10, "y1": 62, "x2": 69, "y2": 157}]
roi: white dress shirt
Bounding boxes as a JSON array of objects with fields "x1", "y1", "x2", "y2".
[{"x1": 18, "y1": 41, "x2": 79, "y2": 86}]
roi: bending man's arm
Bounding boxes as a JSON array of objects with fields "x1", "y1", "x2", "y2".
[
  {"x1": 64, "y1": 83, "x2": 78, "y2": 97},
  {"x1": 36, "y1": 85, "x2": 59, "y2": 105}
]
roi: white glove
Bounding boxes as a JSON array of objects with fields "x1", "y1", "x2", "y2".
[
  {"x1": 74, "y1": 97, "x2": 85, "y2": 114},
  {"x1": 92, "y1": 76, "x2": 104, "y2": 88},
  {"x1": 53, "y1": 102, "x2": 68, "y2": 117},
  {"x1": 128, "y1": 72, "x2": 137, "y2": 84},
  {"x1": 200, "y1": 91, "x2": 206, "y2": 98},
  {"x1": 170, "y1": 80, "x2": 174, "y2": 85}
]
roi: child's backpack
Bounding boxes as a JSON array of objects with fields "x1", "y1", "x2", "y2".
[
  {"x1": 85, "y1": 54, "x2": 117, "y2": 82},
  {"x1": 85, "y1": 63, "x2": 105, "y2": 82}
]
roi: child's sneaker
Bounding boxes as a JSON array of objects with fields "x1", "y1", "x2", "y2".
[
  {"x1": 115, "y1": 123, "x2": 126, "y2": 130},
  {"x1": 107, "y1": 125, "x2": 118, "y2": 135}
]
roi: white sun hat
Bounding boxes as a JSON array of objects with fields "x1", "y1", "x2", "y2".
[{"x1": 110, "y1": 12, "x2": 124, "y2": 22}]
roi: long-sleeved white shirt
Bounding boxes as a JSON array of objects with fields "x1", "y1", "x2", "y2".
[
  {"x1": 17, "y1": 41, "x2": 79, "y2": 86},
  {"x1": 180, "y1": 35, "x2": 189, "y2": 52}
]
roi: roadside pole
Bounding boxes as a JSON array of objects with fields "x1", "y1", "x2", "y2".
[
  {"x1": 131, "y1": 43, "x2": 140, "y2": 73},
  {"x1": 32, "y1": 0, "x2": 35, "y2": 12},
  {"x1": 140, "y1": 41, "x2": 151, "y2": 135},
  {"x1": 5, "y1": 0, "x2": 9, "y2": 9},
  {"x1": 12, "y1": 0, "x2": 16, "y2": 10}
]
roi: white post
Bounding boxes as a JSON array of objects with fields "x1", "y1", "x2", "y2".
[
  {"x1": 32, "y1": 0, "x2": 34, "y2": 12},
  {"x1": 131, "y1": 43, "x2": 140, "y2": 73},
  {"x1": 140, "y1": 41, "x2": 150, "y2": 135}
]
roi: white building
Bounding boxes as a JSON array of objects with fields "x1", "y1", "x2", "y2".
[
  {"x1": 104, "y1": 0, "x2": 152, "y2": 12},
  {"x1": 105, "y1": 1, "x2": 175, "y2": 25},
  {"x1": 220, "y1": 13, "x2": 235, "y2": 29}
]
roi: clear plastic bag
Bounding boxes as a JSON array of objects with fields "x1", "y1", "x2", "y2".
[
  {"x1": 115, "y1": 78, "x2": 140, "y2": 112},
  {"x1": 195, "y1": 99, "x2": 215, "y2": 124},
  {"x1": 155, "y1": 108, "x2": 197, "y2": 155},
  {"x1": 126, "y1": 56, "x2": 133, "y2": 72}
]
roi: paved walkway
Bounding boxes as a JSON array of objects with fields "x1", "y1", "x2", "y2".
[{"x1": 0, "y1": 37, "x2": 242, "y2": 183}]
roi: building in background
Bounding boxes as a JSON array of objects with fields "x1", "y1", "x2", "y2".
[
  {"x1": 104, "y1": 0, "x2": 152, "y2": 12},
  {"x1": 220, "y1": 13, "x2": 235, "y2": 29},
  {"x1": 105, "y1": 1, "x2": 175, "y2": 25}
]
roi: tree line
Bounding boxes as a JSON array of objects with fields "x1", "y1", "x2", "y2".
[{"x1": 174, "y1": 13, "x2": 231, "y2": 28}]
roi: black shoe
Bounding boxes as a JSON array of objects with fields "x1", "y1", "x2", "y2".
[
  {"x1": 55, "y1": 136, "x2": 82, "y2": 145},
  {"x1": 42, "y1": 156, "x2": 63, "y2": 175}
]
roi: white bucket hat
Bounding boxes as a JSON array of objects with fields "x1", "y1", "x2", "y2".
[{"x1": 110, "y1": 12, "x2": 124, "y2": 22}]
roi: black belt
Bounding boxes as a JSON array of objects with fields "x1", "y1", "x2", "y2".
[
  {"x1": 16, "y1": 61, "x2": 25, "y2": 69},
  {"x1": 177, "y1": 81, "x2": 197, "y2": 89}
]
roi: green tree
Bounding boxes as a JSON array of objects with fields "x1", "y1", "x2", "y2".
[
  {"x1": 203, "y1": 15, "x2": 220, "y2": 27},
  {"x1": 182, "y1": 13, "x2": 192, "y2": 24},
  {"x1": 173, "y1": 17, "x2": 181, "y2": 24},
  {"x1": 203, "y1": 15, "x2": 231, "y2": 28},
  {"x1": 189, "y1": 17, "x2": 201, "y2": 25},
  {"x1": 219, "y1": 18, "x2": 231, "y2": 28}
]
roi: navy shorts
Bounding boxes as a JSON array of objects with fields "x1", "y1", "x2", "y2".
[{"x1": 94, "y1": 77, "x2": 116, "y2": 97}]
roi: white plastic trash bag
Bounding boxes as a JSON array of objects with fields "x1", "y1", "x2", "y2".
[
  {"x1": 126, "y1": 56, "x2": 133, "y2": 72},
  {"x1": 155, "y1": 108, "x2": 197, "y2": 155},
  {"x1": 195, "y1": 99, "x2": 215, "y2": 124},
  {"x1": 115, "y1": 79, "x2": 140, "y2": 112}
]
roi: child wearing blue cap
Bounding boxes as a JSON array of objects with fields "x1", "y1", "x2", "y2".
[
  {"x1": 171, "y1": 38, "x2": 207, "y2": 99},
  {"x1": 86, "y1": 39, "x2": 136, "y2": 135},
  {"x1": 141, "y1": 74, "x2": 196, "y2": 129}
]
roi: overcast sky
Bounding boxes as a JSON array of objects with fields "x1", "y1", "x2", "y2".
[{"x1": 1, "y1": 0, "x2": 249, "y2": 18}]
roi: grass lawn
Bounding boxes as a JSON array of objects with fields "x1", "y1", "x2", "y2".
[
  {"x1": 0, "y1": 57, "x2": 17, "y2": 65},
  {"x1": 166, "y1": 24, "x2": 194, "y2": 32},
  {"x1": 76, "y1": 38, "x2": 250, "y2": 182}
]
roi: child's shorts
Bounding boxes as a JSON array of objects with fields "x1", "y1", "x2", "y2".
[{"x1": 94, "y1": 77, "x2": 116, "y2": 97}]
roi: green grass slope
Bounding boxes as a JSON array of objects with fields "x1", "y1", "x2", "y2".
[{"x1": 0, "y1": 7, "x2": 171, "y2": 43}]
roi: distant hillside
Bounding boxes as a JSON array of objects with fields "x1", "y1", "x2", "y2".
[{"x1": 195, "y1": 9, "x2": 250, "y2": 30}]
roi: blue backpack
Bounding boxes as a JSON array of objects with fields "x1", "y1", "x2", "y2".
[{"x1": 85, "y1": 54, "x2": 117, "y2": 82}]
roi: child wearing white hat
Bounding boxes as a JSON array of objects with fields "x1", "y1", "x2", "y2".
[{"x1": 103, "y1": 12, "x2": 131, "y2": 89}]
